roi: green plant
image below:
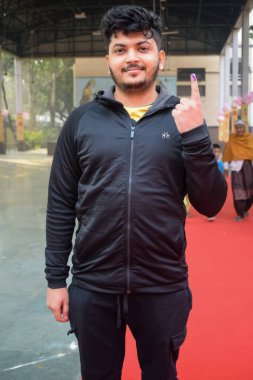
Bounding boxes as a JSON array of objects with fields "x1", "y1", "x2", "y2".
[
  {"x1": 24, "y1": 129, "x2": 46, "y2": 149},
  {"x1": 23, "y1": 127, "x2": 61, "y2": 150}
]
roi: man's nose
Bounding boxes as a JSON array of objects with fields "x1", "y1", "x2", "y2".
[{"x1": 125, "y1": 49, "x2": 139, "y2": 63}]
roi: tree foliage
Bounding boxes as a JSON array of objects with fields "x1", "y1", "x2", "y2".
[
  {"x1": 22, "y1": 58, "x2": 74, "y2": 129},
  {"x1": 1, "y1": 52, "x2": 74, "y2": 131}
]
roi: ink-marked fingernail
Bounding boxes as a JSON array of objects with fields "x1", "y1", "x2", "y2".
[{"x1": 191, "y1": 73, "x2": 197, "y2": 81}]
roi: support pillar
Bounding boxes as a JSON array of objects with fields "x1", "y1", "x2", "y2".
[
  {"x1": 0, "y1": 46, "x2": 6, "y2": 154},
  {"x1": 224, "y1": 44, "x2": 231, "y2": 106},
  {"x1": 241, "y1": 9, "x2": 250, "y2": 128},
  {"x1": 232, "y1": 29, "x2": 239, "y2": 99},
  {"x1": 241, "y1": 9, "x2": 250, "y2": 98},
  {"x1": 219, "y1": 55, "x2": 225, "y2": 111},
  {"x1": 14, "y1": 58, "x2": 25, "y2": 151}
]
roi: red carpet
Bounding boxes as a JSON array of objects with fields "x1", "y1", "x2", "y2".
[{"x1": 122, "y1": 179, "x2": 253, "y2": 379}]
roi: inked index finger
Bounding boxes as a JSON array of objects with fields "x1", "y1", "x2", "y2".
[{"x1": 190, "y1": 73, "x2": 201, "y2": 102}]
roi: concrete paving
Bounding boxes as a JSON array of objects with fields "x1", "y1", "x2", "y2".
[{"x1": 0, "y1": 150, "x2": 81, "y2": 380}]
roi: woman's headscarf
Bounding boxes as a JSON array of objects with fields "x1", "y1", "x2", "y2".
[{"x1": 222, "y1": 120, "x2": 253, "y2": 162}]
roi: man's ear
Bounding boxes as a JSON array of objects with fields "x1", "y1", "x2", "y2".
[
  {"x1": 105, "y1": 55, "x2": 110, "y2": 74},
  {"x1": 159, "y1": 50, "x2": 165, "y2": 71}
]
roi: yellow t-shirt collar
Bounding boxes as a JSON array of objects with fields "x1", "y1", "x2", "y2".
[{"x1": 124, "y1": 104, "x2": 152, "y2": 122}]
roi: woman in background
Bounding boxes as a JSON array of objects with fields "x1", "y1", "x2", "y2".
[{"x1": 223, "y1": 119, "x2": 253, "y2": 221}]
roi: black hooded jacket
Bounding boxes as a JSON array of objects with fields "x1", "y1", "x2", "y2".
[{"x1": 45, "y1": 85, "x2": 227, "y2": 294}]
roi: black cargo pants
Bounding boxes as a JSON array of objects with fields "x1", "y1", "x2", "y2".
[{"x1": 68, "y1": 284, "x2": 192, "y2": 380}]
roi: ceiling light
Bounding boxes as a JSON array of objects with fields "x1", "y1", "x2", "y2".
[
  {"x1": 75, "y1": 12, "x2": 86, "y2": 19},
  {"x1": 162, "y1": 31, "x2": 179, "y2": 35},
  {"x1": 92, "y1": 30, "x2": 101, "y2": 36}
]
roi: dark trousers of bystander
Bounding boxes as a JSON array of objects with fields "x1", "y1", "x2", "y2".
[
  {"x1": 232, "y1": 160, "x2": 253, "y2": 218},
  {"x1": 233, "y1": 198, "x2": 253, "y2": 217}
]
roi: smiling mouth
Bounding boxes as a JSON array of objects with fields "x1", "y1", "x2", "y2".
[{"x1": 122, "y1": 65, "x2": 145, "y2": 73}]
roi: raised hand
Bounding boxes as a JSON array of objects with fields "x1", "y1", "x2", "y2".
[{"x1": 172, "y1": 73, "x2": 204, "y2": 134}]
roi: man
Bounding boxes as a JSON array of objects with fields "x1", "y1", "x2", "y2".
[
  {"x1": 45, "y1": 5, "x2": 227, "y2": 380},
  {"x1": 223, "y1": 119, "x2": 253, "y2": 221}
]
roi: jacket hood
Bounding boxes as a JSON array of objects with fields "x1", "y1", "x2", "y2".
[{"x1": 94, "y1": 85, "x2": 180, "y2": 111}]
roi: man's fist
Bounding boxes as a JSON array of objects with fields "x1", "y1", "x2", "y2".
[{"x1": 46, "y1": 287, "x2": 69, "y2": 323}]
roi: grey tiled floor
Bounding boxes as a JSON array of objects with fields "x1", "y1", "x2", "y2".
[{"x1": 0, "y1": 150, "x2": 81, "y2": 380}]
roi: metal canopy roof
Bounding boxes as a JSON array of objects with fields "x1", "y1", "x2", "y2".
[{"x1": 0, "y1": 0, "x2": 251, "y2": 58}]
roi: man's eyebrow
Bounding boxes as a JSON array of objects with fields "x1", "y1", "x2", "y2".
[
  {"x1": 111, "y1": 40, "x2": 152, "y2": 48},
  {"x1": 112, "y1": 43, "x2": 126, "y2": 48},
  {"x1": 136, "y1": 40, "x2": 152, "y2": 45}
]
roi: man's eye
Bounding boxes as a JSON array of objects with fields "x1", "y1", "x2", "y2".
[
  {"x1": 114, "y1": 49, "x2": 125, "y2": 54},
  {"x1": 139, "y1": 47, "x2": 149, "y2": 52}
]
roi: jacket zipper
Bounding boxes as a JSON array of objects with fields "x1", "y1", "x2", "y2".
[{"x1": 126, "y1": 122, "x2": 136, "y2": 294}]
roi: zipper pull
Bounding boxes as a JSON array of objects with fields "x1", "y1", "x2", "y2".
[{"x1": 130, "y1": 126, "x2": 135, "y2": 139}]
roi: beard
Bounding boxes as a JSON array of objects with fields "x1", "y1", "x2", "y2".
[{"x1": 109, "y1": 62, "x2": 160, "y2": 93}]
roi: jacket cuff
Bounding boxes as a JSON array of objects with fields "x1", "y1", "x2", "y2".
[
  {"x1": 181, "y1": 123, "x2": 209, "y2": 146},
  {"x1": 47, "y1": 280, "x2": 67, "y2": 289}
]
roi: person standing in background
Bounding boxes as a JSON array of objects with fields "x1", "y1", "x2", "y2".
[
  {"x1": 213, "y1": 143, "x2": 224, "y2": 174},
  {"x1": 223, "y1": 119, "x2": 253, "y2": 221},
  {"x1": 207, "y1": 143, "x2": 225, "y2": 221}
]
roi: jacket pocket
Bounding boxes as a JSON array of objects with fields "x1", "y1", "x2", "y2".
[{"x1": 74, "y1": 222, "x2": 87, "y2": 262}]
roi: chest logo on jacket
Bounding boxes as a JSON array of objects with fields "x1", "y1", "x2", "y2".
[{"x1": 162, "y1": 132, "x2": 170, "y2": 139}]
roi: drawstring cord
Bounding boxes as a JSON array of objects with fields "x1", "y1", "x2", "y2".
[
  {"x1": 67, "y1": 327, "x2": 76, "y2": 335},
  {"x1": 67, "y1": 295, "x2": 129, "y2": 331}
]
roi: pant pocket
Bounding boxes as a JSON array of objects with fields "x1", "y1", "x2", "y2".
[
  {"x1": 186, "y1": 287, "x2": 193, "y2": 310},
  {"x1": 168, "y1": 328, "x2": 187, "y2": 380},
  {"x1": 171, "y1": 327, "x2": 187, "y2": 352}
]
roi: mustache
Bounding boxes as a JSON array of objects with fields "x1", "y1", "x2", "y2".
[{"x1": 121, "y1": 64, "x2": 145, "y2": 73}]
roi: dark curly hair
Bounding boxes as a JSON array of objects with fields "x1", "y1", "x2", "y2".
[
  {"x1": 100, "y1": 5, "x2": 162, "y2": 50},
  {"x1": 213, "y1": 143, "x2": 221, "y2": 150}
]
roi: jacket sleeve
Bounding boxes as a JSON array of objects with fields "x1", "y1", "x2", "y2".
[
  {"x1": 45, "y1": 111, "x2": 82, "y2": 289},
  {"x1": 181, "y1": 123, "x2": 227, "y2": 217}
]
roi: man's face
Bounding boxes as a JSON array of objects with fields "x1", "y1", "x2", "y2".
[
  {"x1": 235, "y1": 123, "x2": 245, "y2": 136},
  {"x1": 105, "y1": 31, "x2": 165, "y2": 93}
]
